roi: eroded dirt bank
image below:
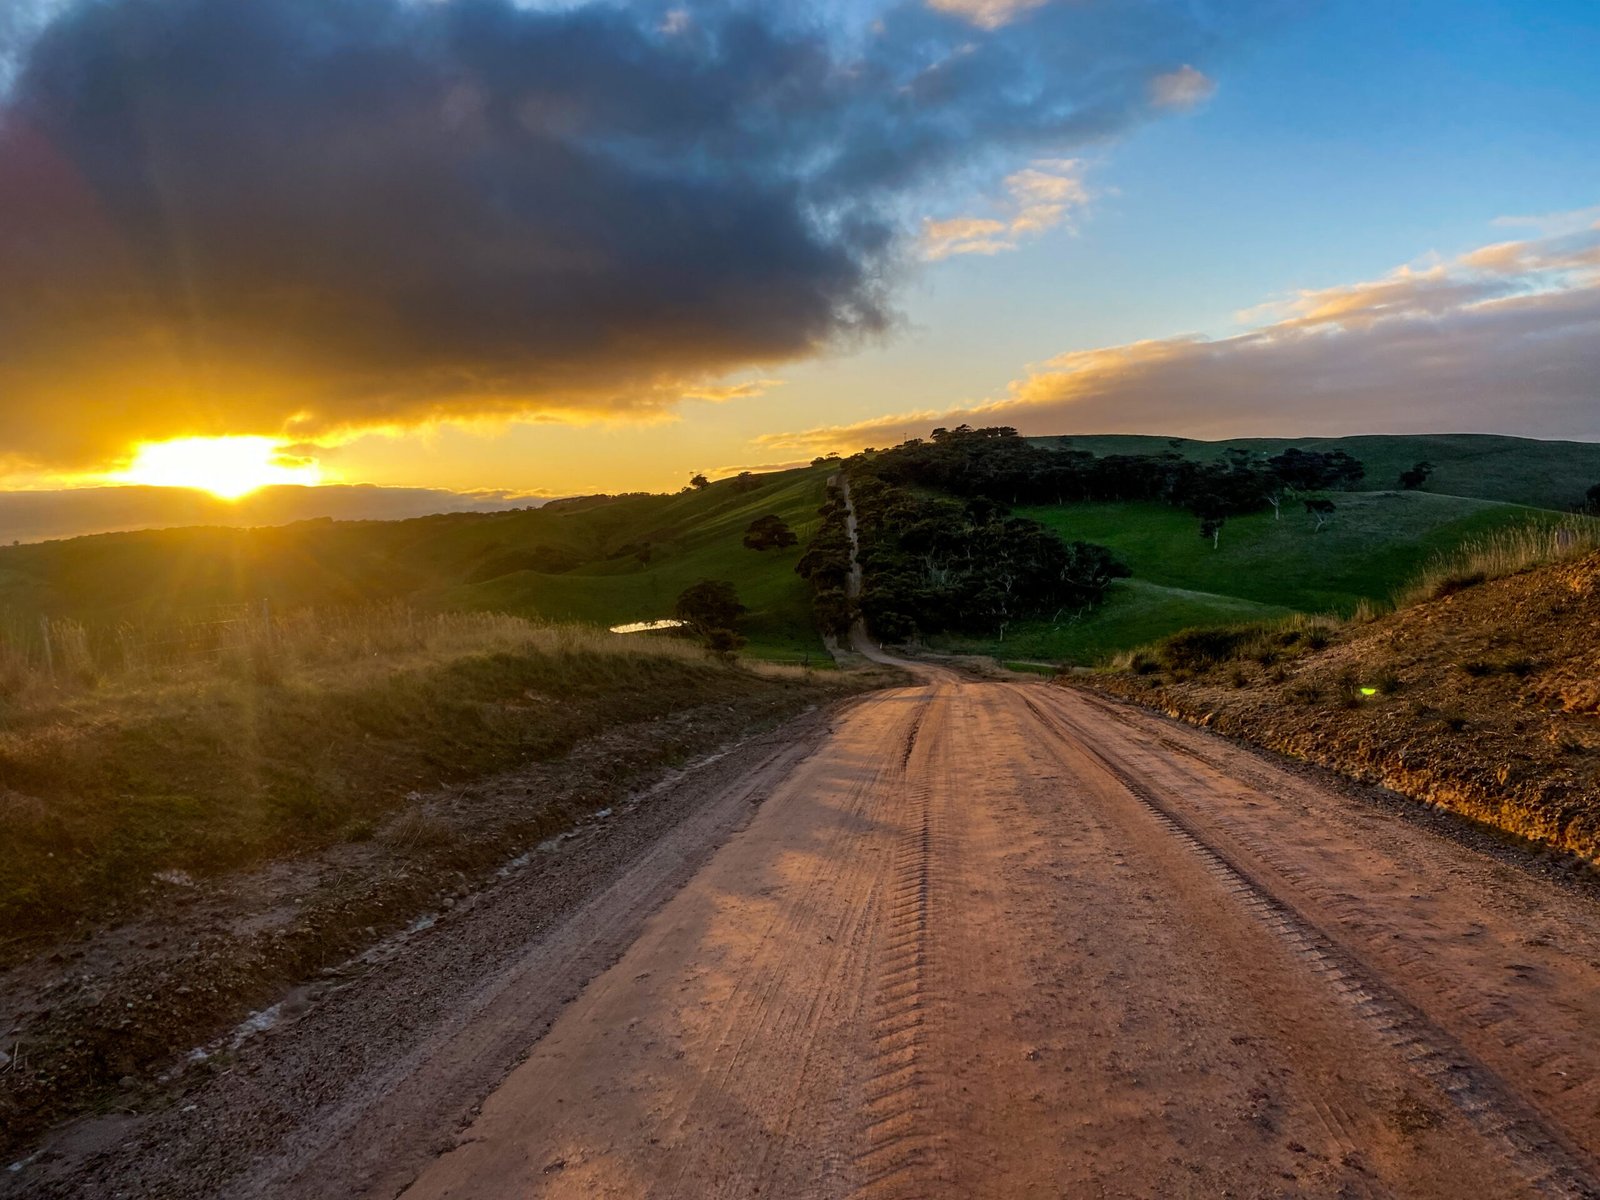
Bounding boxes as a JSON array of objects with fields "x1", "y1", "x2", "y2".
[{"x1": 1083, "y1": 550, "x2": 1600, "y2": 865}]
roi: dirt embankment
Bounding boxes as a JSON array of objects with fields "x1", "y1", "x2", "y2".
[
  {"x1": 0, "y1": 669, "x2": 880, "y2": 1167},
  {"x1": 1079, "y1": 551, "x2": 1600, "y2": 862}
]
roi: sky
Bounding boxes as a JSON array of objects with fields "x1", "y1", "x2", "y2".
[{"x1": 0, "y1": 0, "x2": 1596, "y2": 521}]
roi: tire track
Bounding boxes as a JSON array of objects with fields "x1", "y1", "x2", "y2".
[
  {"x1": 1021, "y1": 691, "x2": 1600, "y2": 1200},
  {"x1": 850, "y1": 689, "x2": 940, "y2": 1198}
]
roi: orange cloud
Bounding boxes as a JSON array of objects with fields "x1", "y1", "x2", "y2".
[{"x1": 922, "y1": 159, "x2": 1089, "y2": 259}]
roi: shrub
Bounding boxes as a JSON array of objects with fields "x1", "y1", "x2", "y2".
[
  {"x1": 1156, "y1": 627, "x2": 1254, "y2": 672},
  {"x1": 1372, "y1": 668, "x2": 1402, "y2": 695}
]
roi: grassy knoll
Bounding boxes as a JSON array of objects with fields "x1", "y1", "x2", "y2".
[
  {"x1": 931, "y1": 579, "x2": 1291, "y2": 664},
  {"x1": 440, "y1": 467, "x2": 831, "y2": 662},
  {"x1": 1030, "y1": 433, "x2": 1600, "y2": 512},
  {"x1": 1020, "y1": 492, "x2": 1560, "y2": 612}
]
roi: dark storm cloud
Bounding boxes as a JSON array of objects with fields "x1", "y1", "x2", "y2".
[{"x1": 0, "y1": 0, "x2": 1254, "y2": 468}]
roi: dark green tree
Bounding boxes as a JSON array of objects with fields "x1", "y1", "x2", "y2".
[
  {"x1": 742, "y1": 514, "x2": 799, "y2": 551},
  {"x1": 673, "y1": 579, "x2": 745, "y2": 638},
  {"x1": 1398, "y1": 461, "x2": 1434, "y2": 489}
]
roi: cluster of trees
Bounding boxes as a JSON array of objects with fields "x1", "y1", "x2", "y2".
[
  {"x1": 788, "y1": 427, "x2": 1383, "y2": 643},
  {"x1": 798, "y1": 474, "x2": 1129, "y2": 643},
  {"x1": 868, "y1": 427, "x2": 1362, "y2": 508}
]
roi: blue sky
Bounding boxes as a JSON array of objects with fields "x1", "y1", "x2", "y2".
[{"x1": 756, "y1": 0, "x2": 1600, "y2": 426}]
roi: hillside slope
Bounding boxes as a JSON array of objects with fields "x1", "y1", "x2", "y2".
[
  {"x1": 930, "y1": 490, "x2": 1559, "y2": 663},
  {"x1": 0, "y1": 466, "x2": 834, "y2": 663},
  {"x1": 1081, "y1": 550, "x2": 1600, "y2": 861}
]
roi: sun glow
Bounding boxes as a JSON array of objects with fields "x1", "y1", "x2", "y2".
[{"x1": 118, "y1": 436, "x2": 322, "y2": 499}]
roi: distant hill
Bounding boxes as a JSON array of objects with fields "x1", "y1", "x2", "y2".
[
  {"x1": 0, "y1": 484, "x2": 531, "y2": 544},
  {"x1": 1027, "y1": 433, "x2": 1600, "y2": 512}
]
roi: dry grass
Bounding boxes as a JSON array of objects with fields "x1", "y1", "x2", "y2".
[
  {"x1": 0, "y1": 605, "x2": 818, "y2": 726},
  {"x1": 0, "y1": 605, "x2": 838, "y2": 941},
  {"x1": 1396, "y1": 517, "x2": 1600, "y2": 607}
]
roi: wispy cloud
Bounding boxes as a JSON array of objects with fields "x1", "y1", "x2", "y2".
[
  {"x1": 1149, "y1": 65, "x2": 1216, "y2": 110},
  {"x1": 922, "y1": 159, "x2": 1089, "y2": 259},
  {"x1": 759, "y1": 212, "x2": 1600, "y2": 453},
  {"x1": 925, "y1": 0, "x2": 1050, "y2": 31},
  {"x1": 679, "y1": 379, "x2": 786, "y2": 403}
]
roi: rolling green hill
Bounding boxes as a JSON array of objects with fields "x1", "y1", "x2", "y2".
[
  {"x1": 434, "y1": 468, "x2": 832, "y2": 661},
  {"x1": 1027, "y1": 433, "x2": 1600, "y2": 512}
]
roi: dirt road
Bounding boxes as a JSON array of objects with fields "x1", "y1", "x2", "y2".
[{"x1": 393, "y1": 657, "x2": 1600, "y2": 1199}]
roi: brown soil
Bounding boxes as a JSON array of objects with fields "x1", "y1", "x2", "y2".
[
  {"x1": 397, "y1": 660, "x2": 1600, "y2": 1199},
  {"x1": 1091, "y1": 550, "x2": 1600, "y2": 863},
  {"x1": 0, "y1": 688, "x2": 842, "y2": 1172}
]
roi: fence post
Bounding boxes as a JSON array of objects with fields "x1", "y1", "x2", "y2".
[{"x1": 39, "y1": 616, "x2": 54, "y2": 682}]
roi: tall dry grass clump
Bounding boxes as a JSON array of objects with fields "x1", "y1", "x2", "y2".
[{"x1": 1397, "y1": 517, "x2": 1600, "y2": 607}]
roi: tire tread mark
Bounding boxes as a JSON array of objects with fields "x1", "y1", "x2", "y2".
[{"x1": 1020, "y1": 692, "x2": 1600, "y2": 1200}]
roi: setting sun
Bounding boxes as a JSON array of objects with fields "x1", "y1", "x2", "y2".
[{"x1": 118, "y1": 436, "x2": 322, "y2": 499}]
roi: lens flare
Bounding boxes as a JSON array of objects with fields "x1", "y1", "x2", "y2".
[{"x1": 118, "y1": 437, "x2": 321, "y2": 500}]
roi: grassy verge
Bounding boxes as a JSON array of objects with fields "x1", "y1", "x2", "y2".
[{"x1": 0, "y1": 608, "x2": 851, "y2": 945}]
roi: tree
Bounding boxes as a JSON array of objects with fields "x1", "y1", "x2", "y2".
[
  {"x1": 688, "y1": 472, "x2": 710, "y2": 490},
  {"x1": 742, "y1": 514, "x2": 799, "y2": 551},
  {"x1": 1191, "y1": 492, "x2": 1232, "y2": 548},
  {"x1": 1583, "y1": 483, "x2": 1600, "y2": 514},
  {"x1": 673, "y1": 579, "x2": 745, "y2": 639},
  {"x1": 1398, "y1": 461, "x2": 1434, "y2": 490},
  {"x1": 729, "y1": 471, "x2": 762, "y2": 494},
  {"x1": 1305, "y1": 497, "x2": 1337, "y2": 530}
]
